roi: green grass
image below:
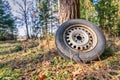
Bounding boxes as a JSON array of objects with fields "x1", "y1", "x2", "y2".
[{"x1": 0, "y1": 40, "x2": 119, "y2": 80}]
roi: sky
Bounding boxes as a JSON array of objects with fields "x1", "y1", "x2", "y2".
[{"x1": 93, "y1": 0, "x2": 99, "y2": 4}]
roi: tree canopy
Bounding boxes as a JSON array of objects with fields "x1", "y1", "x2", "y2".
[{"x1": 0, "y1": 0, "x2": 16, "y2": 40}]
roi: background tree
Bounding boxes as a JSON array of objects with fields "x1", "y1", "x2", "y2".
[
  {"x1": 38, "y1": 0, "x2": 50, "y2": 37},
  {"x1": 29, "y1": 0, "x2": 40, "y2": 39},
  {"x1": 49, "y1": 0, "x2": 58, "y2": 35},
  {"x1": 14, "y1": 0, "x2": 33, "y2": 39},
  {"x1": 116, "y1": 0, "x2": 120, "y2": 36},
  {"x1": 30, "y1": 9, "x2": 40, "y2": 39},
  {"x1": 80, "y1": 0, "x2": 97, "y2": 23},
  {"x1": 95, "y1": 0, "x2": 118, "y2": 37},
  {"x1": 38, "y1": 0, "x2": 58, "y2": 37},
  {"x1": 0, "y1": 0, "x2": 16, "y2": 40}
]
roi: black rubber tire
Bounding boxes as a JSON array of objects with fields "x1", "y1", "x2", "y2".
[{"x1": 55, "y1": 19, "x2": 106, "y2": 62}]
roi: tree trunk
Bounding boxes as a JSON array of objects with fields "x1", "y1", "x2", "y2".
[
  {"x1": 25, "y1": 18, "x2": 30, "y2": 39},
  {"x1": 58, "y1": 0, "x2": 80, "y2": 24},
  {"x1": 24, "y1": 0, "x2": 30, "y2": 39},
  {"x1": 50, "y1": 0, "x2": 53, "y2": 35}
]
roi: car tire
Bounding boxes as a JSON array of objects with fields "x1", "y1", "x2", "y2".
[{"x1": 55, "y1": 19, "x2": 106, "y2": 62}]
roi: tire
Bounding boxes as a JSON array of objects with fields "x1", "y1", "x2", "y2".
[{"x1": 55, "y1": 19, "x2": 106, "y2": 62}]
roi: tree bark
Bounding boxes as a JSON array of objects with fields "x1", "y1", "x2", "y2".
[
  {"x1": 58, "y1": 0, "x2": 80, "y2": 24},
  {"x1": 24, "y1": 0, "x2": 30, "y2": 39},
  {"x1": 25, "y1": 17, "x2": 30, "y2": 39}
]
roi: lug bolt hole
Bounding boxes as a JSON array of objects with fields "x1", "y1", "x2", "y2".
[
  {"x1": 74, "y1": 46, "x2": 76, "y2": 48},
  {"x1": 86, "y1": 45, "x2": 89, "y2": 48},
  {"x1": 78, "y1": 47, "x2": 81, "y2": 50},
  {"x1": 70, "y1": 43, "x2": 73, "y2": 46},
  {"x1": 67, "y1": 40, "x2": 70, "y2": 42}
]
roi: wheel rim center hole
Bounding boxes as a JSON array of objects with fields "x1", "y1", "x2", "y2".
[{"x1": 77, "y1": 36, "x2": 82, "y2": 41}]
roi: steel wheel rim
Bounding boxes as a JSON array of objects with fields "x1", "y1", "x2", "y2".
[{"x1": 63, "y1": 24, "x2": 98, "y2": 53}]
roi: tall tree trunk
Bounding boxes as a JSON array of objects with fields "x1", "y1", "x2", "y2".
[
  {"x1": 58, "y1": 0, "x2": 80, "y2": 24},
  {"x1": 50, "y1": 0, "x2": 53, "y2": 35},
  {"x1": 25, "y1": 17, "x2": 30, "y2": 39},
  {"x1": 24, "y1": 0, "x2": 30, "y2": 39}
]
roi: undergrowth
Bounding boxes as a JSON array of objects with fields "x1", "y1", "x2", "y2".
[{"x1": 0, "y1": 39, "x2": 119, "y2": 80}]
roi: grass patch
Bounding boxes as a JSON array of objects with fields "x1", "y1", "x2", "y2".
[
  {"x1": 100, "y1": 48, "x2": 115, "y2": 59},
  {"x1": 13, "y1": 45, "x2": 23, "y2": 52},
  {"x1": 0, "y1": 40, "x2": 120, "y2": 80},
  {"x1": 0, "y1": 66, "x2": 21, "y2": 79}
]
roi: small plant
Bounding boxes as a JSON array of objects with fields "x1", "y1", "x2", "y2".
[
  {"x1": 101, "y1": 48, "x2": 114, "y2": 59},
  {"x1": 13, "y1": 45, "x2": 23, "y2": 52}
]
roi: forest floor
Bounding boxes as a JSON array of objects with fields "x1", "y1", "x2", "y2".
[{"x1": 0, "y1": 37, "x2": 120, "y2": 80}]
